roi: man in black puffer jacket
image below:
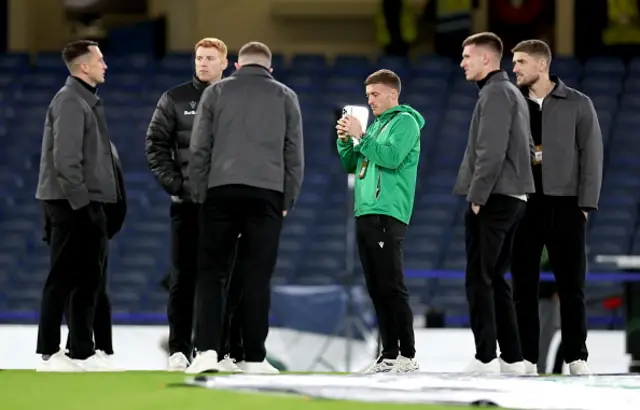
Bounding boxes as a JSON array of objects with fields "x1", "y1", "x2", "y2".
[{"x1": 146, "y1": 37, "x2": 242, "y2": 373}]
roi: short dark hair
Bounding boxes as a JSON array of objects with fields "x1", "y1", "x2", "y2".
[
  {"x1": 61, "y1": 40, "x2": 98, "y2": 67},
  {"x1": 238, "y1": 41, "x2": 272, "y2": 61},
  {"x1": 511, "y1": 39, "x2": 552, "y2": 64},
  {"x1": 462, "y1": 32, "x2": 504, "y2": 58},
  {"x1": 364, "y1": 69, "x2": 401, "y2": 93}
]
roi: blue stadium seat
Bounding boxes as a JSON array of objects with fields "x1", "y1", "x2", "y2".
[
  {"x1": 584, "y1": 56, "x2": 626, "y2": 77},
  {"x1": 0, "y1": 53, "x2": 29, "y2": 73},
  {"x1": 550, "y1": 56, "x2": 582, "y2": 78}
]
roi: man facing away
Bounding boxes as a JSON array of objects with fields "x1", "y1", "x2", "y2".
[
  {"x1": 510, "y1": 39, "x2": 603, "y2": 376},
  {"x1": 336, "y1": 69, "x2": 423, "y2": 374},
  {"x1": 186, "y1": 41, "x2": 304, "y2": 374},
  {"x1": 453, "y1": 32, "x2": 535, "y2": 375},
  {"x1": 145, "y1": 37, "x2": 243, "y2": 372},
  {"x1": 35, "y1": 40, "x2": 118, "y2": 372}
]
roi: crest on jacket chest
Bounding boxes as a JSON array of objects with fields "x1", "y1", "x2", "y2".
[{"x1": 183, "y1": 101, "x2": 197, "y2": 115}]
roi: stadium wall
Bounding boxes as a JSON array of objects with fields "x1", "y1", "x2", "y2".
[{"x1": 0, "y1": 326, "x2": 628, "y2": 373}]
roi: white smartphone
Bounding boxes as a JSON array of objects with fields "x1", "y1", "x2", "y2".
[
  {"x1": 341, "y1": 105, "x2": 370, "y2": 145},
  {"x1": 342, "y1": 105, "x2": 370, "y2": 131}
]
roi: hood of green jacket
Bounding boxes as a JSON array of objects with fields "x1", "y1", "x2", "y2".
[{"x1": 376, "y1": 104, "x2": 425, "y2": 129}]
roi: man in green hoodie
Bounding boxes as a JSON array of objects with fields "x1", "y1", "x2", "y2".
[{"x1": 336, "y1": 69, "x2": 424, "y2": 374}]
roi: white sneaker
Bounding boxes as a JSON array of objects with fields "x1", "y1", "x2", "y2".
[
  {"x1": 465, "y1": 358, "x2": 501, "y2": 374},
  {"x1": 185, "y1": 350, "x2": 221, "y2": 374},
  {"x1": 168, "y1": 352, "x2": 190, "y2": 372},
  {"x1": 94, "y1": 350, "x2": 125, "y2": 371},
  {"x1": 36, "y1": 350, "x2": 83, "y2": 372},
  {"x1": 74, "y1": 353, "x2": 117, "y2": 372},
  {"x1": 568, "y1": 359, "x2": 591, "y2": 375},
  {"x1": 218, "y1": 355, "x2": 243, "y2": 373},
  {"x1": 362, "y1": 356, "x2": 396, "y2": 374},
  {"x1": 238, "y1": 359, "x2": 279, "y2": 374},
  {"x1": 524, "y1": 360, "x2": 539, "y2": 375},
  {"x1": 391, "y1": 355, "x2": 419, "y2": 373},
  {"x1": 499, "y1": 358, "x2": 526, "y2": 375}
]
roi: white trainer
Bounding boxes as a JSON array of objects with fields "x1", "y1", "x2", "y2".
[
  {"x1": 218, "y1": 355, "x2": 243, "y2": 373},
  {"x1": 74, "y1": 353, "x2": 117, "y2": 372},
  {"x1": 237, "y1": 359, "x2": 279, "y2": 374},
  {"x1": 464, "y1": 358, "x2": 501, "y2": 374},
  {"x1": 93, "y1": 350, "x2": 125, "y2": 371},
  {"x1": 362, "y1": 356, "x2": 396, "y2": 374},
  {"x1": 168, "y1": 352, "x2": 190, "y2": 372},
  {"x1": 499, "y1": 358, "x2": 526, "y2": 375},
  {"x1": 36, "y1": 350, "x2": 83, "y2": 372},
  {"x1": 568, "y1": 359, "x2": 591, "y2": 375},
  {"x1": 523, "y1": 360, "x2": 539, "y2": 375},
  {"x1": 185, "y1": 350, "x2": 221, "y2": 374},
  {"x1": 391, "y1": 355, "x2": 420, "y2": 373}
]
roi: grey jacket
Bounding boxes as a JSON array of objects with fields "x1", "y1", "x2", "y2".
[
  {"x1": 524, "y1": 77, "x2": 603, "y2": 209},
  {"x1": 453, "y1": 71, "x2": 535, "y2": 205},
  {"x1": 188, "y1": 65, "x2": 304, "y2": 209},
  {"x1": 35, "y1": 76, "x2": 118, "y2": 210}
]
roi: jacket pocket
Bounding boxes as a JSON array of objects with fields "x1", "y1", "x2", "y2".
[{"x1": 375, "y1": 169, "x2": 382, "y2": 200}]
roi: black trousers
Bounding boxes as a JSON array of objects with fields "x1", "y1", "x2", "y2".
[
  {"x1": 356, "y1": 214, "x2": 415, "y2": 359},
  {"x1": 37, "y1": 200, "x2": 108, "y2": 360},
  {"x1": 64, "y1": 244, "x2": 112, "y2": 354},
  {"x1": 465, "y1": 194, "x2": 525, "y2": 364},
  {"x1": 511, "y1": 195, "x2": 588, "y2": 364},
  {"x1": 166, "y1": 200, "x2": 243, "y2": 359},
  {"x1": 167, "y1": 201, "x2": 200, "y2": 358},
  {"x1": 194, "y1": 185, "x2": 283, "y2": 362},
  {"x1": 220, "y1": 242, "x2": 246, "y2": 361},
  {"x1": 553, "y1": 340, "x2": 564, "y2": 373}
]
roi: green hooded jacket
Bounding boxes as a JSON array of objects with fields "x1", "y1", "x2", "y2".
[{"x1": 336, "y1": 104, "x2": 425, "y2": 224}]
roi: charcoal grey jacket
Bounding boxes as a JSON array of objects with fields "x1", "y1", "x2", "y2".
[
  {"x1": 188, "y1": 65, "x2": 304, "y2": 210},
  {"x1": 453, "y1": 71, "x2": 535, "y2": 205},
  {"x1": 522, "y1": 76, "x2": 603, "y2": 209},
  {"x1": 35, "y1": 76, "x2": 118, "y2": 210}
]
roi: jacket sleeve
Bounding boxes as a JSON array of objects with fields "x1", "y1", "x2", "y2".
[
  {"x1": 467, "y1": 88, "x2": 512, "y2": 206},
  {"x1": 145, "y1": 92, "x2": 183, "y2": 196},
  {"x1": 358, "y1": 114, "x2": 420, "y2": 170},
  {"x1": 188, "y1": 86, "x2": 216, "y2": 203},
  {"x1": 576, "y1": 96, "x2": 603, "y2": 210},
  {"x1": 51, "y1": 96, "x2": 90, "y2": 210},
  {"x1": 283, "y1": 90, "x2": 305, "y2": 210},
  {"x1": 336, "y1": 138, "x2": 359, "y2": 173},
  {"x1": 105, "y1": 144, "x2": 127, "y2": 239}
]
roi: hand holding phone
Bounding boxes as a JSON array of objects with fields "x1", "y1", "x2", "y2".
[
  {"x1": 336, "y1": 107, "x2": 352, "y2": 140},
  {"x1": 340, "y1": 105, "x2": 369, "y2": 136}
]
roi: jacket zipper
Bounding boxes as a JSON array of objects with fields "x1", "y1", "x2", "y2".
[{"x1": 370, "y1": 113, "x2": 399, "y2": 201}]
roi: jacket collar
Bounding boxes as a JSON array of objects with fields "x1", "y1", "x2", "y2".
[
  {"x1": 477, "y1": 70, "x2": 508, "y2": 90},
  {"x1": 65, "y1": 76, "x2": 99, "y2": 107},
  {"x1": 520, "y1": 74, "x2": 569, "y2": 99},
  {"x1": 232, "y1": 64, "x2": 273, "y2": 79},
  {"x1": 192, "y1": 75, "x2": 209, "y2": 91}
]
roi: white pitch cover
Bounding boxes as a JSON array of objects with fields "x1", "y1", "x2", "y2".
[{"x1": 186, "y1": 372, "x2": 640, "y2": 410}]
